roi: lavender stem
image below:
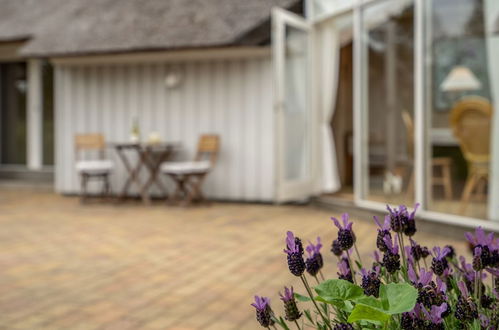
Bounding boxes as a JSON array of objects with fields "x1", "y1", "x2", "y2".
[
  {"x1": 346, "y1": 249, "x2": 357, "y2": 285},
  {"x1": 354, "y1": 242, "x2": 362, "y2": 265},
  {"x1": 300, "y1": 275, "x2": 331, "y2": 330}
]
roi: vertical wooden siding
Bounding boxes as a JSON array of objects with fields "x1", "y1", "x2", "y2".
[{"x1": 54, "y1": 57, "x2": 275, "y2": 201}]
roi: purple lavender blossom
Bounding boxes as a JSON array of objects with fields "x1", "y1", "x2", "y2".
[
  {"x1": 472, "y1": 246, "x2": 484, "y2": 271},
  {"x1": 251, "y1": 296, "x2": 275, "y2": 327},
  {"x1": 386, "y1": 203, "x2": 419, "y2": 235},
  {"x1": 427, "y1": 303, "x2": 447, "y2": 325},
  {"x1": 382, "y1": 236, "x2": 400, "y2": 273},
  {"x1": 331, "y1": 213, "x2": 356, "y2": 251},
  {"x1": 465, "y1": 226, "x2": 495, "y2": 248},
  {"x1": 480, "y1": 314, "x2": 490, "y2": 329},
  {"x1": 279, "y1": 286, "x2": 301, "y2": 321},
  {"x1": 404, "y1": 203, "x2": 419, "y2": 236},
  {"x1": 373, "y1": 215, "x2": 391, "y2": 252},
  {"x1": 431, "y1": 246, "x2": 450, "y2": 276},
  {"x1": 455, "y1": 281, "x2": 478, "y2": 322},
  {"x1": 337, "y1": 259, "x2": 353, "y2": 283},
  {"x1": 360, "y1": 266, "x2": 381, "y2": 297},
  {"x1": 305, "y1": 237, "x2": 324, "y2": 276},
  {"x1": 306, "y1": 237, "x2": 322, "y2": 257},
  {"x1": 283, "y1": 231, "x2": 305, "y2": 277},
  {"x1": 409, "y1": 266, "x2": 439, "y2": 308},
  {"x1": 331, "y1": 239, "x2": 342, "y2": 256},
  {"x1": 408, "y1": 264, "x2": 433, "y2": 287}
]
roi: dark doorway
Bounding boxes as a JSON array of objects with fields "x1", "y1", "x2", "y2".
[{"x1": 0, "y1": 62, "x2": 27, "y2": 165}]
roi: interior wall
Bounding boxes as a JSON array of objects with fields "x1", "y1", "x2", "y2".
[{"x1": 332, "y1": 43, "x2": 354, "y2": 187}]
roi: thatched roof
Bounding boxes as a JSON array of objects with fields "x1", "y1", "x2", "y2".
[{"x1": 0, "y1": 0, "x2": 302, "y2": 57}]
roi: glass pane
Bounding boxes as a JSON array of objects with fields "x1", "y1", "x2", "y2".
[
  {"x1": 426, "y1": 0, "x2": 489, "y2": 219},
  {"x1": 362, "y1": 0, "x2": 415, "y2": 205},
  {"x1": 0, "y1": 62, "x2": 27, "y2": 165},
  {"x1": 284, "y1": 25, "x2": 309, "y2": 181}
]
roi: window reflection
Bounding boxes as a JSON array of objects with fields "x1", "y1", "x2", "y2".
[
  {"x1": 427, "y1": 0, "x2": 491, "y2": 218},
  {"x1": 363, "y1": 0, "x2": 415, "y2": 205}
]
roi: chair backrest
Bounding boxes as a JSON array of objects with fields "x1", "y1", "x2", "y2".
[
  {"x1": 401, "y1": 110, "x2": 414, "y2": 160},
  {"x1": 195, "y1": 134, "x2": 220, "y2": 166},
  {"x1": 75, "y1": 134, "x2": 106, "y2": 160},
  {"x1": 449, "y1": 96, "x2": 492, "y2": 164}
]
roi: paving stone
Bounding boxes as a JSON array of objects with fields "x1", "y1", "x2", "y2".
[{"x1": 0, "y1": 188, "x2": 467, "y2": 329}]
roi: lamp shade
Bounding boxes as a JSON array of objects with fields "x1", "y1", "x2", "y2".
[{"x1": 440, "y1": 65, "x2": 482, "y2": 92}]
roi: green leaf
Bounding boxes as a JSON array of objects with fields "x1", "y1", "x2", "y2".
[
  {"x1": 379, "y1": 283, "x2": 418, "y2": 315},
  {"x1": 347, "y1": 303, "x2": 390, "y2": 323},
  {"x1": 352, "y1": 295, "x2": 383, "y2": 310},
  {"x1": 314, "y1": 279, "x2": 364, "y2": 303},
  {"x1": 294, "y1": 292, "x2": 311, "y2": 302},
  {"x1": 304, "y1": 310, "x2": 315, "y2": 325}
]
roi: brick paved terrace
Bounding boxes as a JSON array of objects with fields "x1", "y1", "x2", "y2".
[{"x1": 0, "y1": 187, "x2": 469, "y2": 330}]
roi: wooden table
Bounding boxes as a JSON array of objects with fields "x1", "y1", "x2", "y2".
[{"x1": 112, "y1": 142, "x2": 178, "y2": 203}]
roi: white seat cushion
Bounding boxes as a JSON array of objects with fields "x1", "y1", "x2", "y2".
[
  {"x1": 161, "y1": 160, "x2": 211, "y2": 175},
  {"x1": 76, "y1": 160, "x2": 114, "y2": 174}
]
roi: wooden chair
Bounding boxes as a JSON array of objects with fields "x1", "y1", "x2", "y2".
[
  {"x1": 449, "y1": 97, "x2": 492, "y2": 214},
  {"x1": 161, "y1": 134, "x2": 220, "y2": 205},
  {"x1": 75, "y1": 134, "x2": 114, "y2": 202},
  {"x1": 402, "y1": 111, "x2": 453, "y2": 200}
]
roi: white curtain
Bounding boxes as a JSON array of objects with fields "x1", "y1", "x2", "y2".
[
  {"x1": 317, "y1": 19, "x2": 341, "y2": 193},
  {"x1": 484, "y1": 0, "x2": 499, "y2": 221}
]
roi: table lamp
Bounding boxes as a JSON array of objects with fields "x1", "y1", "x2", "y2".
[{"x1": 440, "y1": 65, "x2": 481, "y2": 93}]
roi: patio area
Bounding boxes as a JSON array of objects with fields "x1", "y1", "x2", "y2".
[{"x1": 0, "y1": 187, "x2": 468, "y2": 330}]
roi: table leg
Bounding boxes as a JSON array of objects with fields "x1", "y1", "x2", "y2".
[{"x1": 115, "y1": 146, "x2": 144, "y2": 201}]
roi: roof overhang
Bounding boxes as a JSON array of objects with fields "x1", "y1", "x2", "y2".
[{"x1": 50, "y1": 46, "x2": 271, "y2": 66}]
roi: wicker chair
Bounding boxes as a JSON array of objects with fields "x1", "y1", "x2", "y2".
[{"x1": 449, "y1": 97, "x2": 492, "y2": 214}]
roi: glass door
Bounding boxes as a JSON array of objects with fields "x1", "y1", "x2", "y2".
[
  {"x1": 272, "y1": 8, "x2": 315, "y2": 202},
  {"x1": 357, "y1": 0, "x2": 416, "y2": 206}
]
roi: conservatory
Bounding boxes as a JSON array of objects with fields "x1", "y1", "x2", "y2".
[{"x1": 273, "y1": 0, "x2": 499, "y2": 230}]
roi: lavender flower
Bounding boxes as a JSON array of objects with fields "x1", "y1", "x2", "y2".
[
  {"x1": 373, "y1": 215, "x2": 391, "y2": 252},
  {"x1": 331, "y1": 213, "x2": 356, "y2": 251},
  {"x1": 480, "y1": 314, "x2": 490, "y2": 329},
  {"x1": 251, "y1": 296, "x2": 275, "y2": 327},
  {"x1": 465, "y1": 226, "x2": 495, "y2": 248},
  {"x1": 404, "y1": 203, "x2": 419, "y2": 236},
  {"x1": 459, "y1": 256, "x2": 487, "y2": 295},
  {"x1": 331, "y1": 239, "x2": 342, "y2": 256},
  {"x1": 360, "y1": 266, "x2": 381, "y2": 297},
  {"x1": 455, "y1": 281, "x2": 478, "y2": 323},
  {"x1": 284, "y1": 231, "x2": 305, "y2": 277},
  {"x1": 421, "y1": 303, "x2": 447, "y2": 329},
  {"x1": 386, "y1": 203, "x2": 419, "y2": 235},
  {"x1": 443, "y1": 245, "x2": 455, "y2": 259},
  {"x1": 382, "y1": 236, "x2": 400, "y2": 273},
  {"x1": 305, "y1": 237, "x2": 324, "y2": 277},
  {"x1": 337, "y1": 259, "x2": 353, "y2": 283},
  {"x1": 431, "y1": 246, "x2": 450, "y2": 276},
  {"x1": 408, "y1": 266, "x2": 438, "y2": 308},
  {"x1": 279, "y1": 286, "x2": 301, "y2": 321},
  {"x1": 472, "y1": 246, "x2": 484, "y2": 271},
  {"x1": 465, "y1": 226, "x2": 497, "y2": 268}
]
